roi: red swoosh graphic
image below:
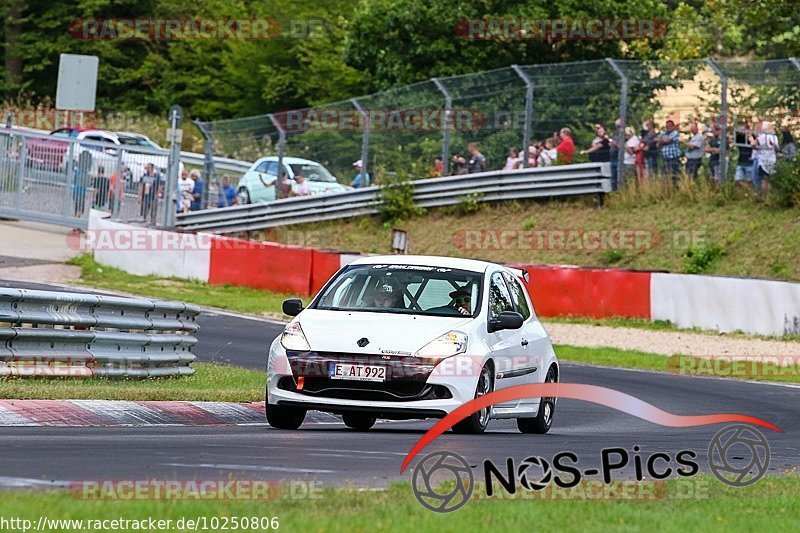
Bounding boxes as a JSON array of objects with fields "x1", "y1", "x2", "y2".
[{"x1": 400, "y1": 383, "x2": 781, "y2": 473}]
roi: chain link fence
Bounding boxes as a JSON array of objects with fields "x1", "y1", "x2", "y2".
[{"x1": 194, "y1": 57, "x2": 799, "y2": 202}]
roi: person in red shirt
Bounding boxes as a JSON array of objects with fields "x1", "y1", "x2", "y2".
[{"x1": 556, "y1": 127, "x2": 575, "y2": 164}]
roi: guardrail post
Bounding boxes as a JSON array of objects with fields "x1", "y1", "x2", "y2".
[
  {"x1": 268, "y1": 114, "x2": 287, "y2": 199},
  {"x1": 164, "y1": 105, "x2": 183, "y2": 227},
  {"x1": 194, "y1": 120, "x2": 224, "y2": 208},
  {"x1": 351, "y1": 98, "x2": 370, "y2": 182},
  {"x1": 432, "y1": 78, "x2": 452, "y2": 175},
  {"x1": 706, "y1": 58, "x2": 729, "y2": 181},
  {"x1": 605, "y1": 59, "x2": 628, "y2": 191},
  {"x1": 512, "y1": 65, "x2": 534, "y2": 168}
]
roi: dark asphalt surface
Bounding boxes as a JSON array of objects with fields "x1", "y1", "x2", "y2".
[{"x1": 1, "y1": 279, "x2": 798, "y2": 488}]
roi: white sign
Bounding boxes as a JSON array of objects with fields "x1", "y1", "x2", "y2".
[{"x1": 56, "y1": 54, "x2": 99, "y2": 111}]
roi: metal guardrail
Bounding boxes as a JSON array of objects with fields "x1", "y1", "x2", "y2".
[
  {"x1": 180, "y1": 150, "x2": 251, "y2": 175},
  {"x1": 176, "y1": 163, "x2": 612, "y2": 234},
  {"x1": 0, "y1": 288, "x2": 200, "y2": 378}
]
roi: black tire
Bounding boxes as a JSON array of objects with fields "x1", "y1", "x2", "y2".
[
  {"x1": 266, "y1": 403, "x2": 306, "y2": 430},
  {"x1": 452, "y1": 363, "x2": 493, "y2": 434},
  {"x1": 237, "y1": 187, "x2": 251, "y2": 205},
  {"x1": 342, "y1": 413, "x2": 376, "y2": 431},
  {"x1": 517, "y1": 365, "x2": 557, "y2": 434}
]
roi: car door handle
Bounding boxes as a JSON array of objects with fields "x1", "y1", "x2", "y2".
[{"x1": 521, "y1": 339, "x2": 529, "y2": 346}]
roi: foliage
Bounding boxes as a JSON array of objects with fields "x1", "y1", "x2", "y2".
[
  {"x1": 770, "y1": 158, "x2": 800, "y2": 208},
  {"x1": 376, "y1": 179, "x2": 425, "y2": 225},
  {"x1": 684, "y1": 242, "x2": 725, "y2": 274}
]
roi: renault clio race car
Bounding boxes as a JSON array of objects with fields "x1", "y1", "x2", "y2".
[{"x1": 266, "y1": 255, "x2": 559, "y2": 434}]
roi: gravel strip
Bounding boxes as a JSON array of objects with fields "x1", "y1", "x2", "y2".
[{"x1": 546, "y1": 323, "x2": 800, "y2": 357}]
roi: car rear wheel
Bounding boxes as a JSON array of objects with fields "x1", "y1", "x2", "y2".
[
  {"x1": 237, "y1": 187, "x2": 251, "y2": 205},
  {"x1": 517, "y1": 365, "x2": 557, "y2": 434},
  {"x1": 266, "y1": 403, "x2": 306, "y2": 430},
  {"x1": 452, "y1": 363, "x2": 493, "y2": 434},
  {"x1": 342, "y1": 413, "x2": 376, "y2": 431}
]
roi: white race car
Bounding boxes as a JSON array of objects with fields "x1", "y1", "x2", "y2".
[{"x1": 266, "y1": 255, "x2": 559, "y2": 434}]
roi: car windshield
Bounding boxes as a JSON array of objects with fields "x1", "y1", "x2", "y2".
[
  {"x1": 118, "y1": 136, "x2": 157, "y2": 148},
  {"x1": 314, "y1": 264, "x2": 483, "y2": 317},
  {"x1": 289, "y1": 163, "x2": 336, "y2": 183}
]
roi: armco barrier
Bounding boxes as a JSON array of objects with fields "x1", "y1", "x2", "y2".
[
  {"x1": 0, "y1": 288, "x2": 199, "y2": 378},
  {"x1": 208, "y1": 237, "x2": 314, "y2": 295}
]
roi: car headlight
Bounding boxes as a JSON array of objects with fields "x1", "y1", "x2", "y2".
[
  {"x1": 415, "y1": 331, "x2": 468, "y2": 359},
  {"x1": 280, "y1": 321, "x2": 310, "y2": 351}
]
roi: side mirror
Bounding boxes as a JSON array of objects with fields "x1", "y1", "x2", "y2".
[
  {"x1": 488, "y1": 311, "x2": 524, "y2": 333},
  {"x1": 282, "y1": 298, "x2": 304, "y2": 316}
]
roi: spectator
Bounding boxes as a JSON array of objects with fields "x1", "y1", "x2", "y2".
[
  {"x1": 108, "y1": 163, "x2": 126, "y2": 213},
  {"x1": 503, "y1": 147, "x2": 522, "y2": 170},
  {"x1": 752, "y1": 120, "x2": 779, "y2": 194},
  {"x1": 556, "y1": 127, "x2": 575, "y2": 164},
  {"x1": 451, "y1": 155, "x2": 468, "y2": 175},
  {"x1": 73, "y1": 150, "x2": 92, "y2": 218},
  {"x1": 177, "y1": 168, "x2": 195, "y2": 214},
  {"x1": 189, "y1": 169, "x2": 204, "y2": 211},
  {"x1": 216, "y1": 175, "x2": 237, "y2": 208},
  {"x1": 527, "y1": 142, "x2": 540, "y2": 167},
  {"x1": 580, "y1": 124, "x2": 611, "y2": 163},
  {"x1": 537, "y1": 138, "x2": 558, "y2": 167},
  {"x1": 292, "y1": 173, "x2": 312, "y2": 196},
  {"x1": 623, "y1": 126, "x2": 640, "y2": 188},
  {"x1": 683, "y1": 123, "x2": 705, "y2": 180},
  {"x1": 432, "y1": 156, "x2": 444, "y2": 177},
  {"x1": 705, "y1": 125, "x2": 727, "y2": 183},
  {"x1": 467, "y1": 142, "x2": 486, "y2": 173},
  {"x1": 734, "y1": 121, "x2": 755, "y2": 189},
  {"x1": 641, "y1": 119, "x2": 659, "y2": 178},
  {"x1": 92, "y1": 165, "x2": 109, "y2": 209},
  {"x1": 351, "y1": 160, "x2": 371, "y2": 188},
  {"x1": 780, "y1": 125, "x2": 796, "y2": 161},
  {"x1": 138, "y1": 162, "x2": 162, "y2": 225},
  {"x1": 657, "y1": 119, "x2": 682, "y2": 183}
]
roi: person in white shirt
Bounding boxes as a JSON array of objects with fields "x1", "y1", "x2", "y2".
[
  {"x1": 751, "y1": 121, "x2": 779, "y2": 194},
  {"x1": 292, "y1": 173, "x2": 312, "y2": 196},
  {"x1": 623, "y1": 127, "x2": 640, "y2": 188},
  {"x1": 683, "y1": 122, "x2": 706, "y2": 180},
  {"x1": 503, "y1": 147, "x2": 522, "y2": 171},
  {"x1": 537, "y1": 138, "x2": 558, "y2": 167},
  {"x1": 177, "y1": 169, "x2": 194, "y2": 214}
]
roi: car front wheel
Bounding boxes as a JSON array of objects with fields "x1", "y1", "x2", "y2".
[
  {"x1": 266, "y1": 403, "x2": 306, "y2": 430},
  {"x1": 517, "y1": 365, "x2": 557, "y2": 434},
  {"x1": 452, "y1": 363, "x2": 493, "y2": 434}
]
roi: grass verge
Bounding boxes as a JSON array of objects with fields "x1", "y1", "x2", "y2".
[
  {"x1": 0, "y1": 476, "x2": 798, "y2": 532},
  {"x1": 0, "y1": 363, "x2": 265, "y2": 402},
  {"x1": 66, "y1": 254, "x2": 307, "y2": 317}
]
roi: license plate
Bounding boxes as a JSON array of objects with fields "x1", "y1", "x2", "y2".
[{"x1": 329, "y1": 363, "x2": 387, "y2": 382}]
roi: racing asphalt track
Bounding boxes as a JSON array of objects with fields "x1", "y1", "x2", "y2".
[{"x1": 1, "y1": 279, "x2": 799, "y2": 488}]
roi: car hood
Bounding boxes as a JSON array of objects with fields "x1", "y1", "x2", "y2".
[{"x1": 296, "y1": 308, "x2": 473, "y2": 355}]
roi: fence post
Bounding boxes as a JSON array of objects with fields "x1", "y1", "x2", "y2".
[
  {"x1": 351, "y1": 98, "x2": 370, "y2": 182},
  {"x1": 164, "y1": 105, "x2": 183, "y2": 228},
  {"x1": 705, "y1": 58, "x2": 729, "y2": 182},
  {"x1": 790, "y1": 57, "x2": 800, "y2": 71},
  {"x1": 61, "y1": 142, "x2": 75, "y2": 218},
  {"x1": 432, "y1": 78, "x2": 452, "y2": 175},
  {"x1": 605, "y1": 59, "x2": 628, "y2": 190},
  {"x1": 113, "y1": 147, "x2": 123, "y2": 219},
  {"x1": 268, "y1": 114, "x2": 287, "y2": 199},
  {"x1": 16, "y1": 135, "x2": 26, "y2": 209},
  {"x1": 193, "y1": 120, "x2": 224, "y2": 208},
  {"x1": 511, "y1": 65, "x2": 534, "y2": 168}
]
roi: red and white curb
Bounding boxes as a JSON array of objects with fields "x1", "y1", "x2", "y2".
[{"x1": 0, "y1": 400, "x2": 331, "y2": 427}]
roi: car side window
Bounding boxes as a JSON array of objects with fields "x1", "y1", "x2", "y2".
[
  {"x1": 488, "y1": 272, "x2": 514, "y2": 320},
  {"x1": 254, "y1": 161, "x2": 269, "y2": 173},
  {"x1": 503, "y1": 272, "x2": 531, "y2": 320},
  {"x1": 265, "y1": 162, "x2": 279, "y2": 176}
]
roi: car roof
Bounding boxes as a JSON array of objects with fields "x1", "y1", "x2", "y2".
[
  {"x1": 115, "y1": 131, "x2": 149, "y2": 138},
  {"x1": 348, "y1": 255, "x2": 498, "y2": 273},
  {"x1": 257, "y1": 156, "x2": 322, "y2": 165}
]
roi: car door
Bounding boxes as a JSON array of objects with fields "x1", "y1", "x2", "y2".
[
  {"x1": 485, "y1": 271, "x2": 525, "y2": 408},
  {"x1": 503, "y1": 271, "x2": 552, "y2": 410},
  {"x1": 247, "y1": 160, "x2": 275, "y2": 202}
]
